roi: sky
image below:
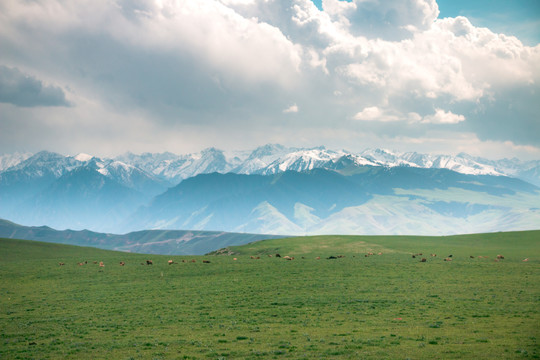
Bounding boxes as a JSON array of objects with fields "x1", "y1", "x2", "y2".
[{"x1": 0, "y1": 0, "x2": 539, "y2": 160}]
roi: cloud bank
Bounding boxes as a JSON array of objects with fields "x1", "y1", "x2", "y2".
[{"x1": 0, "y1": 0, "x2": 538, "y2": 159}]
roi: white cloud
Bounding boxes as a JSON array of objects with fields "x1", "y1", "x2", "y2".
[
  {"x1": 0, "y1": 0, "x2": 538, "y2": 157},
  {"x1": 283, "y1": 104, "x2": 299, "y2": 113},
  {"x1": 422, "y1": 108, "x2": 466, "y2": 124}
]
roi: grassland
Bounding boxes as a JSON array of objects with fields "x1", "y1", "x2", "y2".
[{"x1": 1, "y1": 231, "x2": 539, "y2": 359}]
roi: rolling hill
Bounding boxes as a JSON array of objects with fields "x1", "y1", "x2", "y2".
[{"x1": 0, "y1": 219, "x2": 283, "y2": 255}]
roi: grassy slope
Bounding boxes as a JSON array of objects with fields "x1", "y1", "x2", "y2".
[
  {"x1": 1, "y1": 234, "x2": 539, "y2": 359},
  {"x1": 226, "y1": 230, "x2": 540, "y2": 258}
]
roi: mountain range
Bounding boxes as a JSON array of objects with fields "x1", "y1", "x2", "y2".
[{"x1": 0, "y1": 144, "x2": 539, "y2": 236}]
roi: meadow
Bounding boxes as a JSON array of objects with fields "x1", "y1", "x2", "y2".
[{"x1": 1, "y1": 231, "x2": 539, "y2": 359}]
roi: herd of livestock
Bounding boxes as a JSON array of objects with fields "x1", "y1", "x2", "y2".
[{"x1": 58, "y1": 252, "x2": 529, "y2": 267}]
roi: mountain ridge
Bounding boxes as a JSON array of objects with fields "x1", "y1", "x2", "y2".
[
  {"x1": 3, "y1": 145, "x2": 539, "y2": 186},
  {"x1": 0, "y1": 218, "x2": 284, "y2": 255}
]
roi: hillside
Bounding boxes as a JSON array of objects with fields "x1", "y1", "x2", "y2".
[
  {"x1": 217, "y1": 230, "x2": 540, "y2": 259},
  {"x1": 0, "y1": 219, "x2": 283, "y2": 255}
]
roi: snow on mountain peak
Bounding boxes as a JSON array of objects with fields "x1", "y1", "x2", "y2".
[
  {"x1": 1, "y1": 144, "x2": 538, "y2": 186},
  {"x1": 74, "y1": 153, "x2": 94, "y2": 162}
]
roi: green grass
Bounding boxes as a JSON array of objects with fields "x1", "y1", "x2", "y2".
[{"x1": 1, "y1": 232, "x2": 539, "y2": 359}]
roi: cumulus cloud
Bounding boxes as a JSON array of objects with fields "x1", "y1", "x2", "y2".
[
  {"x1": 0, "y1": 65, "x2": 69, "y2": 107},
  {"x1": 283, "y1": 104, "x2": 299, "y2": 113},
  {"x1": 0, "y1": 0, "x2": 538, "y2": 157},
  {"x1": 422, "y1": 108, "x2": 465, "y2": 124}
]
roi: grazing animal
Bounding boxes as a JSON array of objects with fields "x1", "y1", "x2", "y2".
[
  {"x1": 275, "y1": 254, "x2": 281, "y2": 258},
  {"x1": 523, "y1": 258, "x2": 529, "y2": 262},
  {"x1": 99, "y1": 261, "x2": 105, "y2": 267},
  {"x1": 316, "y1": 256, "x2": 320, "y2": 260},
  {"x1": 378, "y1": 252, "x2": 382, "y2": 255},
  {"x1": 202, "y1": 260, "x2": 211, "y2": 264},
  {"x1": 119, "y1": 261, "x2": 125, "y2": 266},
  {"x1": 412, "y1": 255, "x2": 416, "y2": 258},
  {"x1": 420, "y1": 258, "x2": 427, "y2": 262},
  {"x1": 496, "y1": 255, "x2": 504, "y2": 260},
  {"x1": 268, "y1": 255, "x2": 273, "y2": 257},
  {"x1": 191, "y1": 259, "x2": 196, "y2": 263},
  {"x1": 78, "y1": 262, "x2": 84, "y2": 266},
  {"x1": 233, "y1": 258, "x2": 237, "y2": 261},
  {"x1": 93, "y1": 261, "x2": 98, "y2": 264},
  {"x1": 283, "y1": 256, "x2": 293, "y2": 260},
  {"x1": 182, "y1": 259, "x2": 186, "y2": 263},
  {"x1": 146, "y1": 260, "x2": 153, "y2": 265},
  {"x1": 448, "y1": 255, "x2": 453, "y2": 258},
  {"x1": 168, "y1": 260, "x2": 174, "y2": 265},
  {"x1": 327, "y1": 256, "x2": 337, "y2": 260},
  {"x1": 431, "y1": 254, "x2": 437, "y2": 257},
  {"x1": 58, "y1": 262, "x2": 65, "y2": 266},
  {"x1": 444, "y1": 258, "x2": 452, "y2": 262},
  {"x1": 337, "y1": 255, "x2": 345, "y2": 258},
  {"x1": 470, "y1": 256, "x2": 475, "y2": 259}
]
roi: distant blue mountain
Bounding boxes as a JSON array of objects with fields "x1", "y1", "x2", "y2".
[
  {"x1": 125, "y1": 167, "x2": 540, "y2": 236},
  {"x1": 0, "y1": 218, "x2": 282, "y2": 255}
]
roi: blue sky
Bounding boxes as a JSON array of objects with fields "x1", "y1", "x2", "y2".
[
  {"x1": 311, "y1": 0, "x2": 540, "y2": 45},
  {"x1": 1, "y1": 0, "x2": 539, "y2": 160},
  {"x1": 437, "y1": 0, "x2": 540, "y2": 46}
]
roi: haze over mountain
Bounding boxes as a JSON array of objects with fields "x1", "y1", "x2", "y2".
[
  {"x1": 1, "y1": 145, "x2": 538, "y2": 236},
  {"x1": 0, "y1": 219, "x2": 282, "y2": 255}
]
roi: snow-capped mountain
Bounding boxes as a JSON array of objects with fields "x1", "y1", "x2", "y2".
[
  {"x1": 0, "y1": 145, "x2": 539, "y2": 236},
  {"x1": 2, "y1": 145, "x2": 539, "y2": 187}
]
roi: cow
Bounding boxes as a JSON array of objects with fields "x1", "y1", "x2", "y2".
[
  {"x1": 470, "y1": 256, "x2": 475, "y2": 259},
  {"x1": 327, "y1": 256, "x2": 337, "y2": 260},
  {"x1": 99, "y1": 261, "x2": 105, "y2": 267},
  {"x1": 316, "y1": 256, "x2": 320, "y2": 260},
  {"x1": 444, "y1": 258, "x2": 452, "y2": 262},
  {"x1": 496, "y1": 255, "x2": 505, "y2": 260},
  {"x1": 202, "y1": 260, "x2": 211, "y2": 264},
  {"x1": 168, "y1": 260, "x2": 174, "y2": 265},
  {"x1": 431, "y1": 254, "x2": 437, "y2": 257},
  {"x1": 412, "y1": 255, "x2": 416, "y2": 258},
  {"x1": 283, "y1": 256, "x2": 293, "y2": 260},
  {"x1": 191, "y1": 259, "x2": 196, "y2": 263},
  {"x1": 523, "y1": 258, "x2": 529, "y2": 262},
  {"x1": 233, "y1": 258, "x2": 238, "y2": 261},
  {"x1": 268, "y1": 254, "x2": 273, "y2": 258},
  {"x1": 146, "y1": 260, "x2": 153, "y2": 265},
  {"x1": 58, "y1": 262, "x2": 65, "y2": 266},
  {"x1": 119, "y1": 261, "x2": 125, "y2": 266},
  {"x1": 420, "y1": 258, "x2": 427, "y2": 262},
  {"x1": 275, "y1": 254, "x2": 281, "y2": 258},
  {"x1": 78, "y1": 262, "x2": 84, "y2": 266}
]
